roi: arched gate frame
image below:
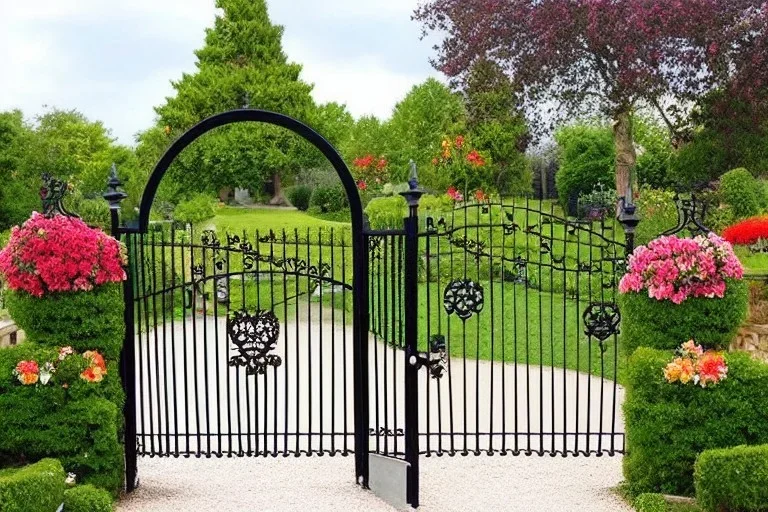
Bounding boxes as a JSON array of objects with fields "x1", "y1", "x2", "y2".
[{"x1": 107, "y1": 110, "x2": 374, "y2": 494}]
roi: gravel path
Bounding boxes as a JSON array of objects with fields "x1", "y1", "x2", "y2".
[{"x1": 116, "y1": 454, "x2": 630, "y2": 511}]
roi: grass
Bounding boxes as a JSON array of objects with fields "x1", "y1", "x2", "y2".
[{"x1": 133, "y1": 203, "x2": 628, "y2": 380}]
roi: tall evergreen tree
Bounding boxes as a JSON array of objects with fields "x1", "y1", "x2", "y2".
[{"x1": 154, "y1": 0, "x2": 319, "y2": 204}]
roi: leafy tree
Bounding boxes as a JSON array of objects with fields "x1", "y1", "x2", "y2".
[
  {"x1": 0, "y1": 111, "x2": 34, "y2": 230},
  {"x1": 554, "y1": 124, "x2": 615, "y2": 213},
  {"x1": 672, "y1": 90, "x2": 768, "y2": 187},
  {"x1": 340, "y1": 115, "x2": 390, "y2": 166},
  {"x1": 415, "y1": 1, "x2": 768, "y2": 199},
  {"x1": 464, "y1": 59, "x2": 531, "y2": 196},
  {"x1": 154, "y1": 0, "x2": 320, "y2": 205},
  {"x1": 386, "y1": 78, "x2": 466, "y2": 181}
]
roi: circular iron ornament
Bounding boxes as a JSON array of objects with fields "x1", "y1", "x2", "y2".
[
  {"x1": 583, "y1": 302, "x2": 621, "y2": 346},
  {"x1": 443, "y1": 280, "x2": 485, "y2": 320},
  {"x1": 228, "y1": 309, "x2": 282, "y2": 375}
]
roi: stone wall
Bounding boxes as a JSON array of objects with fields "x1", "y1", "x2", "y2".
[
  {"x1": 0, "y1": 319, "x2": 24, "y2": 349},
  {"x1": 731, "y1": 323, "x2": 768, "y2": 363}
]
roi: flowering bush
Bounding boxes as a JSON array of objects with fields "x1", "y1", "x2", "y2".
[
  {"x1": 619, "y1": 233, "x2": 744, "y2": 304},
  {"x1": 722, "y1": 216, "x2": 768, "y2": 247},
  {"x1": 663, "y1": 340, "x2": 728, "y2": 388},
  {"x1": 10, "y1": 347, "x2": 107, "y2": 387},
  {"x1": 0, "y1": 213, "x2": 126, "y2": 297},
  {"x1": 352, "y1": 154, "x2": 389, "y2": 192},
  {"x1": 446, "y1": 186, "x2": 464, "y2": 202},
  {"x1": 432, "y1": 135, "x2": 492, "y2": 192}
]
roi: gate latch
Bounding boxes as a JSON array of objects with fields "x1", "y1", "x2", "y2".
[{"x1": 408, "y1": 335, "x2": 447, "y2": 379}]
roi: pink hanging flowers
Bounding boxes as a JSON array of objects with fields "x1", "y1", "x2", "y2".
[{"x1": 619, "y1": 234, "x2": 743, "y2": 304}]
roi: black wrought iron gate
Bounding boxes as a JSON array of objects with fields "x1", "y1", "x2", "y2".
[{"x1": 109, "y1": 109, "x2": 628, "y2": 508}]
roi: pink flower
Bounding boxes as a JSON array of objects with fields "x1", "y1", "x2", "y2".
[
  {"x1": 619, "y1": 234, "x2": 743, "y2": 303},
  {"x1": 446, "y1": 186, "x2": 464, "y2": 202}
]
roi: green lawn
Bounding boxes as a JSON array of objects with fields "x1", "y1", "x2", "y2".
[{"x1": 134, "y1": 204, "x2": 627, "y2": 380}]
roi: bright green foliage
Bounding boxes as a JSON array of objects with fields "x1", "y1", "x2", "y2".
[
  {"x1": 719, "y1": 168, "x2": 765, "y2": 220},
  {"x1": 364, "y1": 196, "x2": 407, "y2": 229},
  {"x1": 0, "y1": 111, "x2": 36, "y2": 231},
  {"x1": 634, "y1": 493, "x2": 668, "y2": 512},
  {"x1": 0, "y1": 344, "x2": 125, "y2": 495},
  {"x1": 5, "y1": 283, "x2": 125, "y2": 360},
  {"x1": 386, "y1": 78, "x2": 467, "y2": 182},
  {"x1": 465, "y1": 60, "x2": 532, "y2": 196},
  {"x1": 634, "y1": 116, "x2": 674, "y2": 189},
  {"x1": 173, "y1": 193, "x2": 216, "y2": 225},
  {"x1": 153, "y1": 0, "x2": 322, "y2": 198},
  {"x1": 555, "y1": 124, "x2": 615, "y2": 211},
  {"x1": 635, "y1": 187, "x2": 679, "y2": 246},
  {"x1": 0, "y1": 459, "x2": 65, "y2": 512},
  {"x1": 624, "y1": 348, "x2": 768, "y2": 496},
  {"x1": 695, "y1": 444, "x2": 768, "y2": 512},
  {"x1": 340, "y1": 116, "x2": 390, "y2": 165},
  {"x1": 619, "y1": 280, "x2": 747, "y2": 352},
  {"x1": 64, "y1": 484, "x2": 113, "y2": 512},
  {"x1": 309, "y1": 185, "x2": 349, "y2": 213},
  {"x1": 286, "y1": 185, "x2": 313, "y2": 211}
]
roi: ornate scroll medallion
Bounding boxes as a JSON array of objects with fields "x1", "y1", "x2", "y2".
[
  {"x1": 228, "y1": 309, "x2": 282, "y2": 375},
  {"x1": 443, "y1": 280, "x2": 485, "y2": 320}
]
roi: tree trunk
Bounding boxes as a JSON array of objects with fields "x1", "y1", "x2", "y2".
[
  {"x1": 613, "y1": 109, "x2": 637, "y2": 202},
  {"x1": 268, "y1": 173, "x2": 289, "y2": 206}
]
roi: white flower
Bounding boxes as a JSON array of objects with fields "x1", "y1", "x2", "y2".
[{"x1": 65, "y1": 473, "x2": 76, "y2": 486}]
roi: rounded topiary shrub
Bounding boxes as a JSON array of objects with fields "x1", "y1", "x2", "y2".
[
  {"x1": 310, "y1": 185, "x2": 349, "y2": 213},
  {"x1": 619, "y1": 234, "x2": 747, "y2": 352},
  {"x1": 720, "y1": 168, "x2": 764, "y2": 220},
  {"x1": 620, "y1": 279, "x2": 747, "y2": 352},
  {"x1": 0, "y1": 213, "x2": 126, "y2": 360},
  {"x1": 64, "y1": 484, "x2": 113, "y2": 512},
  {"x1": 287, "y1": 185, "x2": 312, "y2": 211},
  {"x1": 5, "y1": 284, "x2": 124, "y2": 360}
]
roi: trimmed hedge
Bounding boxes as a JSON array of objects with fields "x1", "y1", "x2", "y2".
[
  {"x1": 0, "y1": 458, "x2": 65, "y2": 512},
  {"x1": 0, "y1": 344, "x2": 125, "y2": 495},
  {"x1": 619, "y1": 279, "x2": 747, "y2": 352},
  {"x1": 720, "y1": 168, "x2": 764, "y2": 220},
  {"x1": 695, "y1": 444, "x2": 768, "y2": 512},
  {"x1": 634, "y1": 493, "x2": 667, "y2": 512},
  {"x1": 364, "y1": 196, "x2": 406, "y2": 229},
  {"x1": 624, "y1": 347, "x2": 768, "y2": 496},
  {"x1": 64, "y1": 484, "x2": 113, "y2": 512},
  {"x1": 310, "y1": 185, "x2": 349, "y2": 213},
  {"x1": 5, "y1": 283, "x2": 124, "y2": 360}
]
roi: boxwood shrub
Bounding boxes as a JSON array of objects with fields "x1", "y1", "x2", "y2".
[
  {"x1": 619, "y1": 279, "x2": 747, "y2": 352},
  {"x1": 694, "y1": 444, "x2": 768, "y2": 512},
  {"x1": 310, "y1": 185, "x2": 349, "y2": 213},
  {"x1": 624, "y1": 347, "x2": 768, "y2": 496},
  {"x1": 720, "y1": 168, "x2": 765, "y2": 220},
  {"x1": 0, "y1": 344, "x2": 124, "y2": 495},
  {"x1": 0, "y1": 459, "x2": 65, "y2": 512},
  {"x1": 64, "y1": 484, "x2": 113, "y2": 512},
  {"x1": 633, "y1": 493, "x2": 667, "y2": 512},
  {"x1": 286, "y1": 185, "x2": 312, "y2": 211},
  {"x1": 5, "y1": 283, "x2": 124, "y2": 360}
]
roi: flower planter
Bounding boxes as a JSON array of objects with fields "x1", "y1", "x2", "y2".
[{"x1": 731, "y1": 322, "x2": 768, "y2": 363}]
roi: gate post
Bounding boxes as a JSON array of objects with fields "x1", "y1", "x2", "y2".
[
  {"x1": 104, "y1": 165, "x2": 138, "y2": 492},
  {"x1": 401, "y1": 161, "x2": 423, "y2": 508}
]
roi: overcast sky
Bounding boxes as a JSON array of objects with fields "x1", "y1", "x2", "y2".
[{"x1": 0, "y1": 0, "x2": 441, "y2": 145}]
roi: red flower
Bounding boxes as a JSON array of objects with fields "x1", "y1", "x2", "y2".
[
  {"x1": 377, "y1": 158, "x2": 387, "y2": 170},
  {"x1": 466, "y1": 150, "x2": 485, "y2": 167},
  {"x1": 475, "y1": 189, "x2": 488, "y2": 202},
  {"x1": 0, "y1": 213, "x2": 126, "y2": 297},
  {"x1": 723, "y1": 216, "x2": 768, "y2": 246},
  {"x1": 353, "y1": 154, "x2": 375, "y2": 169},
  {"x1": 697, "y1": 351, "x2": 727, "y2": 386},
  {"x1": 455, "y1": 135, "x2": 465, "y2": 149},
  {"x1": 357, "y1": 180, "x2": 368, "y2": 191},
  {"x1": 83, "y1": 351, "x2": 107, "y2": 372},
  {"x1": 447, "y1": 186, "x2": 464, "y2": 202}
]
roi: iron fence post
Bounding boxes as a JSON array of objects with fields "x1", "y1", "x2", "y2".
[
  {"x1": 104, "y1": 164, "x2": 138, "y2": 492},
  {"x1": 401, "y1": 161, "x2": 423, "y2": 508},
  {"x1": 617, "y1": 191, "x2": 640, "y2": 256}
]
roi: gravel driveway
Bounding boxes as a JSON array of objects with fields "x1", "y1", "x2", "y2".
[
  {"x1": 121, "y1": 310, "x2": 628, "y2": 510},
  {"x1": 116, "y1": 453, "x2": 629, "y2": 511}
]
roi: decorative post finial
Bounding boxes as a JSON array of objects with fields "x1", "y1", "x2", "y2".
[
  {"x1": 243, "y1": 92, "x2": 251, "y2": 109},
  {"x1": 408, "y1": 159, "x2": 419, "y2": 190},
  {"x1": 103, "y1": 163, "x2": 128, "y2": 236}
]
